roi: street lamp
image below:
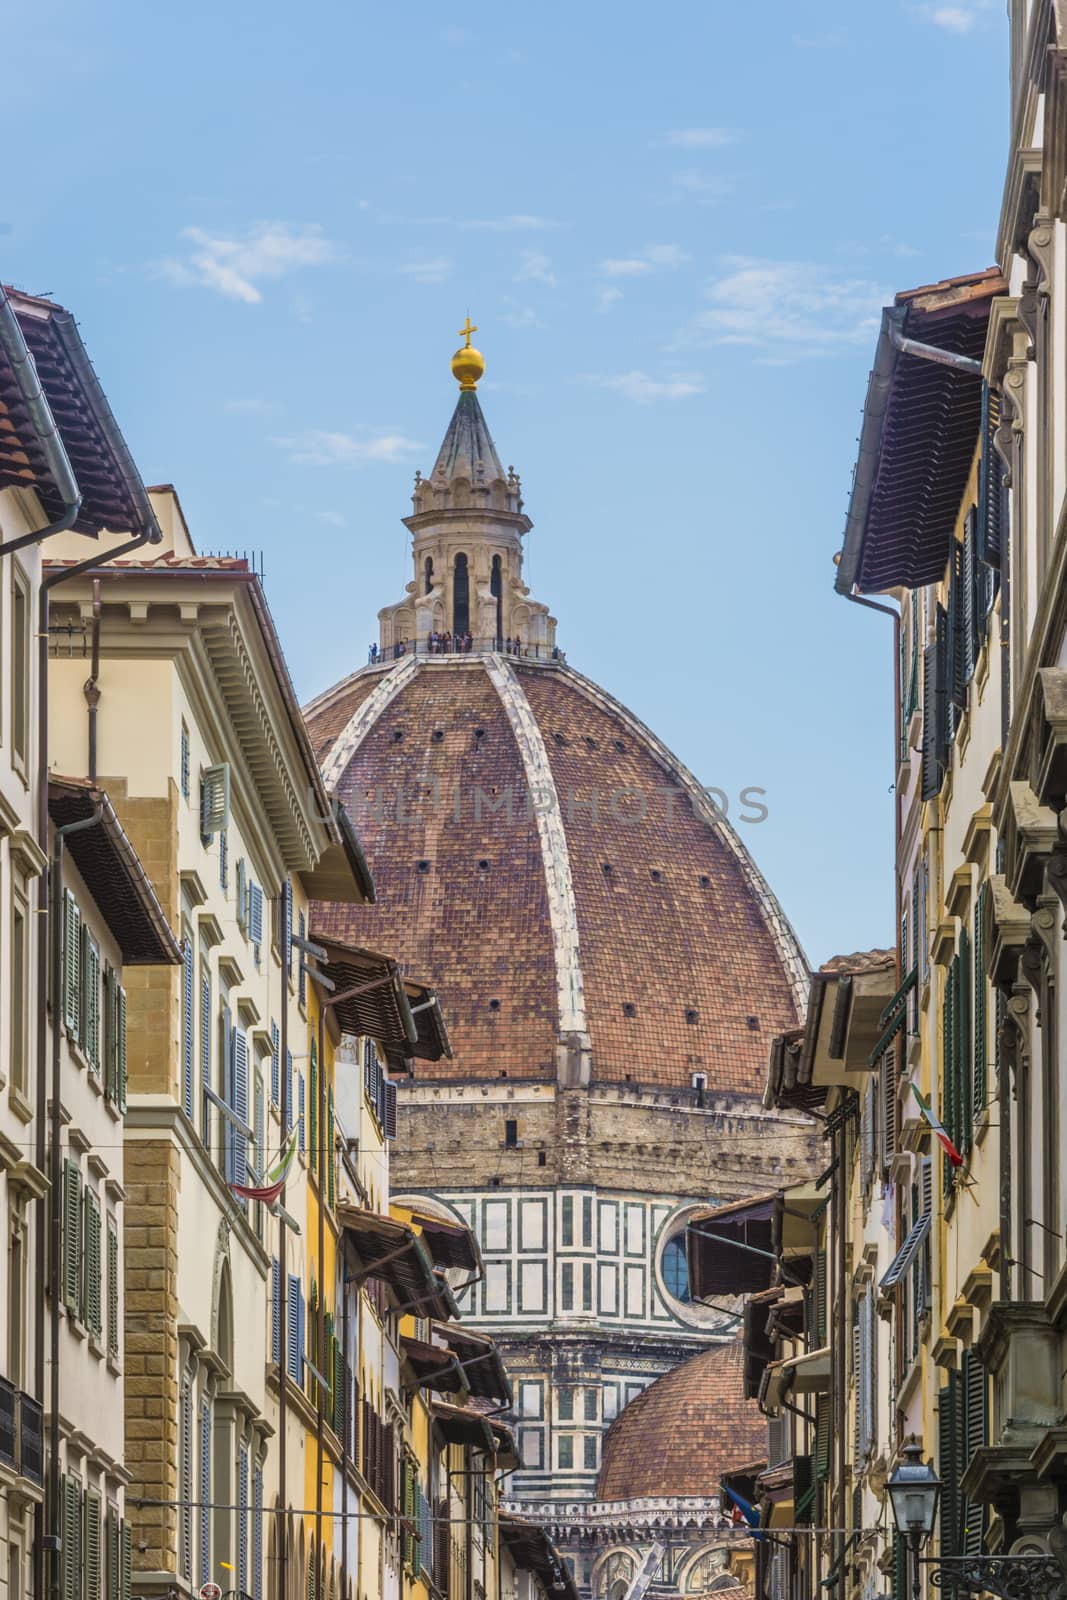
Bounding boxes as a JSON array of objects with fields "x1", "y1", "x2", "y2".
[{"x1": 888, "y1": 1443, "x2": 941, "y2": 1600}]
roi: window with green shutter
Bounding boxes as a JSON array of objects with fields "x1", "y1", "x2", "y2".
[
  {"x1": 107, "y1": 1220, "x2": 120, "y2": 1358},
  {"x1": 309, "y1": 1038, "x2": 318, "y2": 1174},
  {"x1": 939, "y1": 1375, "x2": 962, "y2": 1555},
  {"x1": 83, "y1": 930, "x2": 101, "y2": 1071},
  {"x1": 83, "y1": 1187, "x2": 102, "y2": 1337},
  {"x1": 85, "y1": 1487, "x2": 102, "y2": 1600},
  {"x1": 814, "y1": 1392, "x2": 832, "y2": 1482},
  {"x1": 973, "y1": 885, "x2": 988, "y2": 1116},
  {"x1": 62, "y1": 1160, "x2": 82, "y2": 1314},
  {"x1": 120, "y1": 1519, "x2": 131, "y2": 1600},
  {"x1": 961, "y1": 1349, "x2": 988, "y2": 1556},
  {"x1": 63, "y1": 890, "x2": 81, "y2": 1037},
  {"x1": 61, "y1": 1475, "x2": 82, "y2": 1600},
  {"x1": 327, "y1": 1087, "x2": 335, "y2": 1209}
]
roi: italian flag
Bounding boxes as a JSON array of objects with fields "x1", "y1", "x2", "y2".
[
  {"x1": 912, "y1": 1084, "x2": 964, "y2": 1168},
  {"x1": 229, "y1": 1123, "x2": 300, "y2": 1204}
]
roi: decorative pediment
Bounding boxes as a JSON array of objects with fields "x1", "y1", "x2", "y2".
[{"x1": 1000, "y1": 782, "x2": 1058, "y2": 907}]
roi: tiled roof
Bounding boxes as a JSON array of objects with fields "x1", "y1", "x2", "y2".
[
  {"x1": 818, "y1": 948, "x2": 895, "y2": 975},
  {"x1": 306, "y1": 657, "x2": 803, "y2": 1090},
  {"x1": 596, "y1": 1340, "x2": 765, "y2": 1500}
]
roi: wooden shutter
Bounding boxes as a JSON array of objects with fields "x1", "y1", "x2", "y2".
[
  {"x1": 961, "y1": 515, "x2": 977, "y2": 683},
  {"x1": 384, "y1": 1080, "x2": 398, "y2": 1140},
  {"x1": 235, "y1": 1028, "x2": 249, "y2": 1183},
  {"x1": 959, "y1": 927, "x2": 973, "y2": 1156},
  {"x1": 200, "y1": 762, "x2": 230, "y2": 837},
  {"x1": 254, "y1": 1073, "x2": 265, "y2": 1185},
  {"x1": 85, "y1": 1486, "x2": 102, "y2": 1600},
  {"x1": 852, "y1": 1314, "x2": 862, "y2": 1458},
  {"x1": 271, "y1": 1021, "x2": 280, "y2": 1106},
  {"x1": 182, "y1": 938, "x2": 195, "y2": 1120},
  {"x1": 298, "y1": 911, "x2": 307, "y2": 1003},
  {"x1": 63, "y1": 890, "x2": 81, "y2": 1036},
  {"x1": 284, "y1": 879, "x2": 293, "y2": 976},
  {"x1": 62, "y1": 1476, "x2": 81, "y2": 1600},
  {"x1": 880, "y1": 1045, "x2": 898, "y2": 1173},
  {"x1": 939, "y1": 1378, "x2": 960, "y2": 1554},
  {"x1": 333, "y1": 1332, "x2": 345, "y2": 1438},
  {"x1": 106, "y1": 1506, "x2": 120, "y2": 1600},
  {"x1": 219, "y1": 827, "x2": 228, "y2": 890},
  {"x1": 948, "y1": 535, "x2": 967, "y2": 710},
  {"x1": 921, "y1": 641, "x2": 943, "y2": 801},
  {"x1": 309, "y1": 1040, "x2": 318, "y2": 1173},
  {"x1": 962, "y1": 1349, "x2": 988, "y2": 1556},
  {"x1": 107, "y1": 1222, "x2": 120, "y2": 1357},
  {"x1": 973, "y1": 886, "x2": 988, "y2": 1115},
  {"x1": 286, "y1": 1050, "x2": 294, "y2": 1131},
  {"x1": 298, "y1": 1073, "x2": 305, "y2": 1154},
  {"x1": 943, "y1": 962, "x2": 957, "y2": 1196},
  {"x1": 200, "y1": 967, "x2": 211, "y2": 1101},
  {"x1": 327, "y1": 1088, "x2": 335, "y2": 1208},
  {"x1": 250, "y1": 882, "x2": 264, "y2": 948},
  {"x1": 179, "y1": 1376, "x2": 193, "y2": 1580},
  {"x1": 62, "y1": 1160, "x2": 82, "y2": 1313},
  {"x1": 236, "y1": 858, "x2": 247, "y2": 931},
  {"x1": 238, "y1": 1444, "x2": 249, "y2": 1594},
  {"x1": 198, "y1": 1400, "x2": 211, "y2": 1584},
  {"x1": 84, "y1": 935, "x2": 101, "y2": 1070},
  {"x1": 977, "y1": 382, "x2": 1003, "y2": 567},
  {"x1": 271, "y1": 1260, "x2": 281, "y2": 1363},
  {"x1": 253, "y1": 1465, "x2": 264, "y2": 1600},
  {"x1": 815, "y1": 1393, "x2": 831, "y2": 1480},
  {"x1": 116, "y1": 984, "x2": 127, "y2": 1112},
  {"x1": 812, "y1": 1248, "x2": 827, "y2": 1344},
  {"x1": 84, "y1": 1187, "x2": 102, "y2": 1336},
  {"x1": 120, "y1": 1520, "x2": 131, "y2": 1600}
]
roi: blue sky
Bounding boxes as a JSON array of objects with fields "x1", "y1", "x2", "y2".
[{"x1": 3, "y1": 0, "x2": 1007, "y2": 965}]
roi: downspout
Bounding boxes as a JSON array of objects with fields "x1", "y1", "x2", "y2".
[
  {"x1": 885, "y1": 322, "x2": 984, "y2": 378},
  {"x1": 37, "y1": 530, "x2": 158, "y2": 1600},
  {"x1": 277, "y1": 886, "x2": 290, "y2": 1600},
  {"x1": 315, "y1": 1003, "x2": 326, "y2": 1595},
  {"x1": 47, "y1": 804, "x2": 104, "y2": 1600},
  {"x1": 0, "y1": 286, "x2": 82, "y2": 556},
  {"x1": 85, "y1": 580, "x2": 101, "y2": 781},
  {"x1": 340, "y1": 1256, "x2": 351, "y2": 1600}
]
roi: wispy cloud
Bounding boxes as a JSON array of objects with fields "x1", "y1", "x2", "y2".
[
  {"x1": 276, "y1": 429, "x2": 425, "y2": 466},
  {"x1": 677, "y1": 256, "x2": 887, "y2": 360},
  {"x1": 596, "y1": 286, "x2": 624, "y2": 314},
  {"x1": 157, "y1": 223, "x2": 337, "y2": 303},
  {"x1": 400, "y1": 256, "x2": 453, "y2": 284},
  {"x1": 915, "y1": 0, "x2": 991, "y2": 31},
  {"x1": 600, "y1": 243, "x2": 690, "y2": 277},
  {"x1": 500, "y1": 300, "x2": 546, "y2": 330},
  {"x1": 315, "y1": 510, "x2": 347, "y2": 527},
  {"x1": 515, "y1": 249, "x2": 558, "y2": 286},
  {"x1": 669, "y1": 171, "x2": 734, "y2": 203},
  {"x1": 580, "y1": 370, "x2": 705, "y2": 404},
  {"x1": 657, "y1": 128, "x2": 738, "y2": 148}
]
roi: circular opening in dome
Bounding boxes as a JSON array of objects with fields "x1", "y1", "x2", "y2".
[
  {"x1": 553, "y1": 732, "x2": 569, "y2": 746},
  {"x1": 650, "y1": 869, "x2": 663, "y2": 883},
  {"x1": 698, "y1": 874, "x2": 710, "y2": 888},
  {"x1": 432, "y1": 729, "x2": 444, "y2": 742},
  {"x1": 488, "y1": 998, "x2": 501, "y2": 1012},
  {"x1": 416, "y1": 859, "x2": 430, "y2": 874},
  {"x1": 685, "y1": 1008, "x2": 699, "y2": 1024},
  {"x1": 613, "y1": 739, "x2": 627, "y2": 753},
  {"x1": 661, "y1": 1234, "x2": 691, "y2": 1304},
  {"x1": 584, "y1": 736, "x2": 598, "y2": 751},
  {"x1": 392, "y1": 728, "x2": 404, "y2": 742},
  {"x1": 601, "y1": 862, "x2": 613, "y2": 876},
  {"x1": 622, "y1": 1003, "x2": 636, "y2": 1018},
  {"x1": 474, "y1": 727, "x2": 486, "y2": 740},
  {"x1": 477, "y1": 859, "x2": 490, "y2": 871}
]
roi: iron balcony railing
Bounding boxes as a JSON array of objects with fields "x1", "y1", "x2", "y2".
[
  {"x1": 370, "y1": 637, "x2": 566, "y2": 665},
  {"x1": 0, "y1": 1376, "x2": 44, "y2": 1485}
]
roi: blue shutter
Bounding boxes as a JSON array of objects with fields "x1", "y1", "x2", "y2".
[
  {"x1": 236, "y1": 859, "x2": 247, "y2": 933},
  {"x1": 298, "y1": 1074, "x2": 305, "y2": 1154},
  {"x1": 255, "y1": 1074, "x2": 265, "y2": 1187},
  {"x1": 253, "y1": 1465, "x2": 264, "y2": 1600},
  {"x1": 297, "y1": 1284, "x2": 305, "y2": 1384},
  {"x1": 287, "y1": 1276, "x2": 302, "y2": 1382},
  {"x1": 182, "y1": 939, "x2": 194, "y2": 1119},
  {"x1": 249, "y1": 883, "x2": 264, "y2": 949},
  {"x1": 198, "y1": 1400, "x2": 211, "y2": 1584},
  {"x1": 284, "y1": 880, "x2": 293, "y2": 977},
  {"x1": 271, "y1": 1260, "x2": 281, "y2": 1363},
  {"x1": 237, "y1": 1445, "x2": 249, "y2": 1595},
  {"x1": 286, "y1": 1051, "x2": 294, "y2": 1131},
  {"x1": 271, "y1": 1021, "x2": 280, "y2": 1106},
  {"x1": 234, "y1": 1029, "x2": 249, "y2": 1185},
  {"x1": 224, "y1": 1024, "x2": 237, "y2": 1183},
  {"x1": 298, "y1": 912, "x2": 306, "y2": 1003}
]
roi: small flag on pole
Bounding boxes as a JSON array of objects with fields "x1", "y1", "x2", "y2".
[
  {"x1": 721, "y1": 1484, "x2": 764, "y2": 1540},
  {"x1": 911, "y1": 1084, "x2": 964, "y2": 1168},
  {"x1": 229, "y1": 1123, "x2": 300, "y2": 1204}
]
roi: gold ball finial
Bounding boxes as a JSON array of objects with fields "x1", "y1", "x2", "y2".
[{"x1": 451, "y1": 316, "x2": 485, "y2": 391}]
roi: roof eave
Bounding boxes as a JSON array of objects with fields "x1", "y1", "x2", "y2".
[{"x1": 835, "y1": 306, "x2": 903, "y2": 597}]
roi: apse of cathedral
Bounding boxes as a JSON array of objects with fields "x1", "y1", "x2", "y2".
[{"x1": 304, "y1": 326, "x2": 821, "y2": 1595}]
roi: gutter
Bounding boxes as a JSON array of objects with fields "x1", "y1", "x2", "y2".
[{"x1": 0, "y1": 285, "x2": 82, "y2": 553}]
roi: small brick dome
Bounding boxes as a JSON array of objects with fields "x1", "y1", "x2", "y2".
[
  {"x1": 596, "y1": 1340, "x2": 765, "y2": 1500},
  {"x1": 305, "y1": 654, "x2": 805, "y2": 1091}
]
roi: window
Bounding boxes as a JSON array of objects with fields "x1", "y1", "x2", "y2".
[
  {"x1": 198, "y1": 1399, "x2": 211, "y2": 1584},
  {"x1": 505, "y1": 1118, "x2": 518, "y2": 1147},
  {"x1": 557, "y1": 1388, "x2": 574, "y2": 1421},
  {"x1": 200, "y1": 962, "x2": 212, "y2": 1143},
  {"x1": 582, "y1": 1194, "x2": 593, "y2": 1246},
  {"x1": 81, "y1": 929, "x2": 101, "y2": 1071},
  {"x1": 199, "y1": 762, "x2": 230, "y2": 841},
  {"x1": 583, "y1": 1434, "x2": 598, "y2": 1470},
  {"x1": 582, "y1": 1262, "x2": 593, "y2": 1311},
  {"x1": 103, "y1": 967, "x2": 127, "y2": 1112},
  {"x1": 298, "y1": 911, "x2": 307, "y2": 1004},
  {"x1": 179, "y1": 1376, "x2": 193, "y2": 1582},
  {"x1": 560, "y1": 1262, "x2": 573, "y2": 1311},
  {"x1": 10, "y1": 897, "x2": 27, "y2": 1094},
  {"x1": 557, "y1": 1435, "x2": 573, "y2": 1470},
  {"x1": 11, "y1": 568, "x2": 28, "y2": 765},
  {"x1": 286, "y1": 1275, "x2": 304, "y2": 1383},
  {"x1": 181, "y1": 935, "x2": 195, "y2": 1121},
  {"x1": 583, "y1": 1389, "x2": 597, "y2": 1422},
  {"x1": 107, "y1": 1219, "x2": 120, "y2": 1359},
  {"x1": 62, "y1": 890, "x2": 81, "y2": 1037},
  {"x1": 8, "y1": 1208, "x2": 25, "y2": 1385},
  {"x1": 83, "y1": 1186, "x2": 102, "y2": 1338},
  {"x1": 661, "y1": 1234, "x2": 691, "y2": 1302},
  {"x1": 61, "y1": 1159, "x2": 82, "y2": 1315},
  {"x1": 218, "y1": 828, "x2": 228, "y2": 891},
  {"x1": 180, "y1": 722, "x2": 190, "y2": 799},
  {"x1": 270, "y1": 1022, "x2": 280, "y2": 1107},
  {"x1": 561, "y1": 1195, "x2": 573, "y2": 1246}
]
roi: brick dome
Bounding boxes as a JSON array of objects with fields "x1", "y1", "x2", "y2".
[
  {"x1": 596, "y1": 1340, "x2": 764, "y2": 1500},
  {"x1": 305, "y1": 651, "x2": 805, "y2": 1092}
]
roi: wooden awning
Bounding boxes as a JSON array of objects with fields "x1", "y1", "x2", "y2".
[
  {"x1": 400, "y1": 1335, "x2": 467, "y2": 1396},
  {"x1": 336, "y1": 1202, "x2": 457, "y2": 1320},
  {"x1": 687, "y1": 1193, "x2": 778, "y2": 1298},
  {"x1": 432, "y1": 1322, "x2": 512, "y2": 1406},
  {"x1": 431, "y1": 1400, "x2": 495, "y2": 1452},
  {"x1": 499, "y1": 1515, "x2": 579, "y2": 1600},
  {"x1": 397, "y1": 1208, "x2": 481, "y2": 1274},
  {"x1": 314, "y1": 934, "x2": 451, "y2": 1071}
]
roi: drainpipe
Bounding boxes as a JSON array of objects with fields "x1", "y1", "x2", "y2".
[
  {"x1": 36, "y1": 529, "x2": 157, "y2": 1600},
  {"x1": 886, "y1": 322, "x2": 984, "y2": 378},
  {"x1": 277, "y1": 887, "x2": 290, "y2": 1600},
  {"x1": 315, "y1": 1002, "x2": 326, "y2": 1593},
  {"x1": 0, "y1": 287, "x2": 82, "y2": 555},
  {"x1": 47, "y1": 803, "x2": 103, "y2": 1600},
  {"x1": 85, "y1": 580, "x2": 101, "y2": 780}
]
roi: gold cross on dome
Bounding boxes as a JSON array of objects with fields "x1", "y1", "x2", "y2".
[{"x1": 458, "y1": 315, "x2": 478, "y2": 347}]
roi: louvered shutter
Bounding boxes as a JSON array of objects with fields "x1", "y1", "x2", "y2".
[
  {"x1": 85, "y1": 1487, "x2": 102, "y2": 1600},
  {"x1": 812, "y1": 1248, "x2": 827, "y2": 1345},
  {"x1": 200, "y1": 762, "x2": 230, "y2": 837},
  {"x1": 977, "y1": 382, "x2": 1003, "y2": 567},
  {"x1": 943, "y1": 962, "x2": 957, "y2": 1196},
  {"x1": 287, "y1": 1275, "x2": 302, "y2": 1381},
  {"x1": 219, "y1": 827, "x2": 228, "y2": 890},
  {"x1": 116, "y1": 984, "x2": 127, "y2": 1112},
  {"x1": 920, "y1": 1158, "x2": 934, "y2": 1315},
  {"x1": 327, "y1": 1088, "x2": 335, "y2": 1208},
  {"x1": 893, "y1": 1534, "x2": 908, "y2": 1600},
  {"x1": 298, "y1": 911, "x2": 307, "y2": 1002},
  {"x1": 271, "y1": 1021, "x2": 280, "y2": 1106},
  {"x1": 297, "y1": 1286, "x2": 306, "y2": 1387},
  {"x1": 961, "y1": 516, "x2": 977, "y2": 683},
  {"x1": 384, "y1": 1080, "x2": 398, "y2": 1140},
  {"x1": 200, "y1": 967, "x2": 211, "y2": 1100},
  {"x1": 63, "y1": 891, "x2": 81, "y2": 1035},
  {"x1": 286, "y1": 1050, "x2": 294, "y2": 1131},
  {"x1": 333, "y1": 1332, "x2": 345, "y2": 1437},
  {"x1": 106, "y1": 1506, "x2": 120, "y2": 1600},
  {"x1": 852, "y1": 1316, "x2": 861, "y2": 1458},
  {"x1": 309, "y1": 1040, "x2": 318, "y2": 1173},
  {"x1": 107, "y1": 1223, "x2": 120, "y2": 1357},
  {"x1": 815, "y1": 1393, "x2": 831, "y2": 1480},
  {"x1": 939, "y1": 1380, "x2": 959, "y2": 1554},
  {"x1": 179, "y1": 1377, "x2": 193, "y2": 1580},
  {"x1": 250, "y1": 881, "x2": 264, "y2": 947},
  {"x1": 921, "y1": 642, "x2": 943, "y2": 801},
  {"x1": 253, "y1": 1465, "x2": 264, "y2": 1600},
  {"x1": 298, "y1": 1073, "x2": 305, "y2": 1153},
  {"x1": 198, "y1": 1400, "x2": 211, "y2": 1584},
  {"x1": 182, "y1": 939, "x2": 194, "y2": 1119},
  {"x1": 237, "y1": 857, "x2": 248, "y2": 931},
  {"x1": 62, "y1": 1476, "x2": 81, "y2": 1600},
  {"x1": 962, "y1": 1349, "x2": 988, "y2": 1556},
  {"x1": 880, "y1": 1046, "x2": 898, "y2": 1172},
  {"x1": 84, "y1": 1187, "x2": 102, "y2": 1336},
  {"x1": 958, "y1": 928, "x2": 973, "y2": 1156},
  {"x1": 234, "y1": 1028, "x2": 249, "y2": 1184},
  {"x1": 62, "y1": 1160, "x2": 82, "y2": 1312},
  {"x1": 238, "y1": 1444, "x2": 249, "y2": 1595},
  {"x1": 271, "y1": 1260, "x2": 281, "y2": 1363},
  {"x1": 948, "y1": 536, "x2": 966, "y2": 711},
  {"x1": 255, "y1": 1073, "x2": 265, "y2": 1186},
  {"x1": 120, "y1": 1521, "x2": 131, "y2": 1600},
  {"x1": 103, "y1": 965, "x2": 117, "y2": 1099},
  {"x1": 85, "y1": 936, "x2": 101, "y2": 1070},
  {"x1": 973, "y1": 886, "x2": 988, "y2": 1115},
  {"x1": 284, "y1": 879, "x2": 293, "y2": 976}
]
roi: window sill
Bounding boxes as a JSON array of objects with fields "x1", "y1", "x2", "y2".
[
  {"x1": 88, "y1": 1333, "x2": 105, "y2": 1361},
  {"x1": 65, "y1": 1311, "x2": 87, "y2": 1341},
  {"x1": 975, "y1": 1105, "x2": 993, "y2": 1147},
  {"x1": 107, "y1": 1354, "x2": 122, "y2": 1378},
  {"x1": 8, "y1": 1085, "x2": 33, "y2": 1126}
]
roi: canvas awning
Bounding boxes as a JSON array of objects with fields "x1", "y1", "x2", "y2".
[{"x1": 336, "y1": 1202, "x2": 457, "y2": 1320}]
